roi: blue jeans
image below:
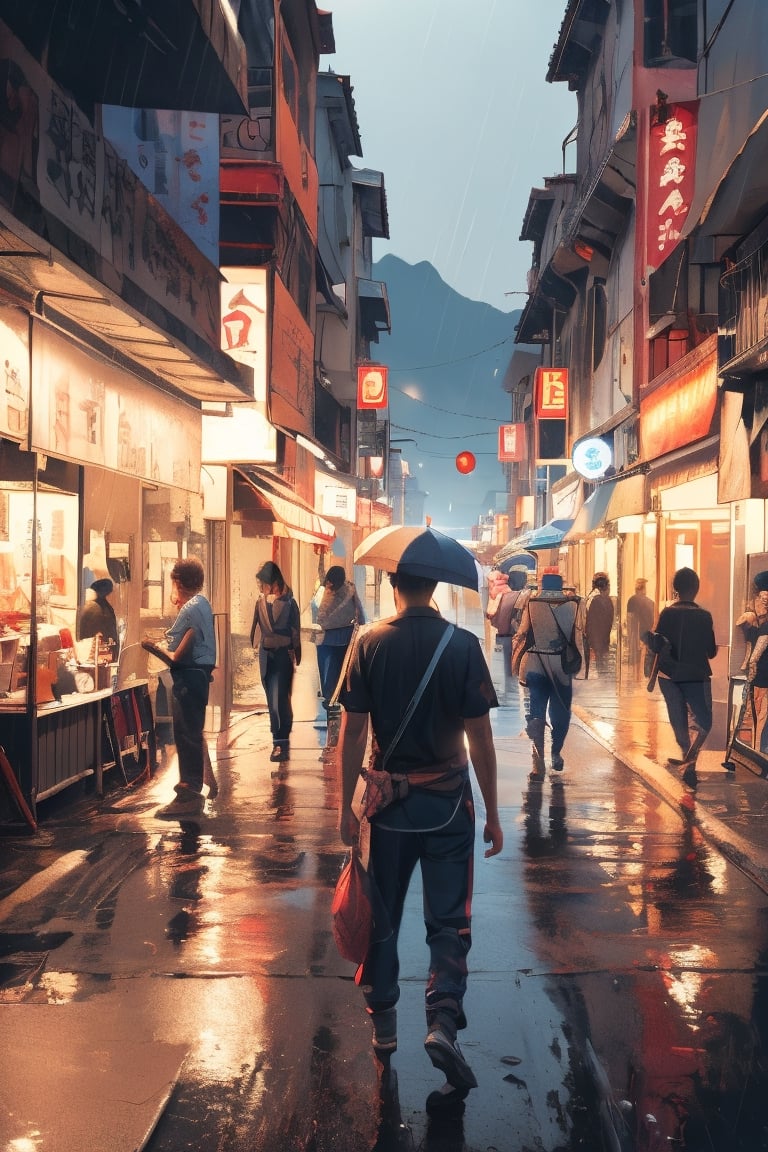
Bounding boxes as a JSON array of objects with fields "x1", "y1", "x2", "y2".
[
  {"x1": 317, "y1": 642, "x2": 346, "y2": 706},
  {"x1": 524, "y1": 670, "x2": 572, "y2": 756},
  {"x1": 261, "y1": 648, "x2": 294, "y2": 745},
  {"x1": 361, "y1": 782, "x2": 475, "y2": 1019},
  {"x1": 658, "y1": 677, "x2": 712, "y2": 760}
]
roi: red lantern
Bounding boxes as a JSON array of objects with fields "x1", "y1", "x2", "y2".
[{"x1": 455, "y1": 450, "x2": 476, "y2": 475}]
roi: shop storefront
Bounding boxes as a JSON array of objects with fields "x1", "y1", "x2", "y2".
[{"x1": 0, "y1": 308, "x2": 218, "y2": 825}]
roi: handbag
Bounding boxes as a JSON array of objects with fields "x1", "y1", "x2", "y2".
[
  {"x1": 331, "y1": 846, "x2": 373, "y2": 963},
  {"x1": 549, "y1": 606, "x2": 583, "y2": 677},
  {"x1": 357, "y1": 623, "x2": 455, "y2": 819}
]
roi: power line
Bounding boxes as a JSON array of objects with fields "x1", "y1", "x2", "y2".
[
  {"x1": 391, "y1": 422, "x2": 496, "y2": 440},
  {"x1": 387, "y1": 335, "x2": 515, "y2": 372},
  {"x1": 391, "y1": 385, "x2": 503, "y2": 422}
]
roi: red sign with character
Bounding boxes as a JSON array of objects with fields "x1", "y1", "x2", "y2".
[
  {"x1": 646, "y1": 101, "x2": 698, "y2": 273},
  {"x1": 357, "y1": 365, "x2": 388, "y2": 409},
  {"x1": 535, "y1": 367, "x2": 568, "y2": 420},
  {"x1": 498, "y1": 424, "x2": 525, "y2": 461}
]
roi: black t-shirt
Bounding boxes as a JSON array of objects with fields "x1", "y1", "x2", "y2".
[
  {"x1": 340, "y1": 606, "x2": 497, "y2": 772},
  {"x1": 655, "y1": 600, "x2": 717, "y2": 681}
]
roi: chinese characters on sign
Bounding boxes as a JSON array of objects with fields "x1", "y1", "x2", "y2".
[
  {"x1": 357, "y1": 365, "x2": 388, "y2": 409},
  {"x1": 647, "y1": 102, "x2": 698, "y2": 273},
  {"x1": 498, "y1": 424, "x2": 525, "y2": 462},
  {"x1": 535, "y1": 367, "x2": 569, "y2": 420}
]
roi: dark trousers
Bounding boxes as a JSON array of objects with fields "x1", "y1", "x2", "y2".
[
  {"x1": 261, "y1": 648, "x2": 295, "y2": 745},
  {"x1": 658, "y1": 677, "x2": 712, "y2": 760},
  {"x1": 524, "y1": 670, "x2": 572, "y2": 756},
  {"x1": 170, "y1": 666, "x2": 211, "y2": 794},
  {"x1": 317, "y1": 642, "x2": 346, "y2": 706},
  {"x1": 361, "y1": 783, "x2": 475, "y2": 1020}
]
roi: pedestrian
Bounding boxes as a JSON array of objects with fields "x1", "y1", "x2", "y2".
[
  {"x1": 316, "y1": 565, "x2": 365, "y2": 709},
  {"x1": 647, "y1": 566, "x2": 717, "y2": 787},
  {"x1": 582, "y1": 571, "x2": 614, "y2": 676},
  {"x1": 78, "y1": 577, "x2": 119, "y2": 656},
  {"x1": 337, "y1": 567, "x2": 503, "y2": 1115},
  {"x1": 250, "y1": 561, "x2": 301, "y2": 762},
  {"x1": 142, "y1": 557, "x2": 217, "y2": 818},
  {"x1": 626, "y1": 577, "x2": 655, "y2": 676},
  {"x1": 514, "y1": 570, "x2": 580, "y2": 775},
  {"x1": 741, "y1": 571, "x2": 768, "y2": 755},
  {"x1": 486, "y1": 569, "x2": 526, "y2": 703}
]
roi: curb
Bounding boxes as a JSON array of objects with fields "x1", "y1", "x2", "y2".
[{"x1": 572, "y1": 704, "x2": 768, "y2": 897}]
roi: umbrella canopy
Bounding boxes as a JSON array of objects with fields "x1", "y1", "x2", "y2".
[
  {"x1": 514, "y1": 519, "x2": 573, "y2": 552},
  {"x1": 353, "y1": 526, "x2": 479, "y2": 591},
  {"x1": 495, "y1": 550, "x2": 537, "y2": 574}
]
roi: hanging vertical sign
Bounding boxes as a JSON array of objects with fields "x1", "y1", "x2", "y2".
[
  {"x1": 535, "y1": 367, "x2": 569, "y2": 419},
  {"x1": 498, "y1": 424, "x2": 525, "y2": 461},
  {"x1": 646, "y1": 101, "x2": 698, "y2": 273},
  {"x1": 357, "y1": 365, "x2": 389, "y2": 409}
]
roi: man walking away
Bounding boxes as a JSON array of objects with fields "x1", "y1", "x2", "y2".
[
  {"x1": 583, "y1": 572, "x2": 614, "y2": 676},
  {"x1": 515, "y1": 571, "x2": 580, "y2": 775},
  {"x1": 649, "y1": 567, "x2": 717, "y2": 788},
  {"x1": 338, "y1": 567, "x2": 503, "y2": 1116}
]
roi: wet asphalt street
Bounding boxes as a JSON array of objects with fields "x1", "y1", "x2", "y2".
[{"x1": 2, "y1": 649, "x2": 768, "y2": 1151}]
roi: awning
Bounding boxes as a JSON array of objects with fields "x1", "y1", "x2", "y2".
[
  {"x1": 237, "y1": 467, "x2": 335, "y2": 546},
  {"x1": 358, "y1": 279, "x2": 391, "y2": 342},
  {"x1": 565, "y1": 482, "x2": 617, "y2": 539},
  {"x1": 505, "y1": 519, "x2": 573, "y2": 552},
  {"x1": 565, "y1": 471, "x2": 649, "y2": 539}
]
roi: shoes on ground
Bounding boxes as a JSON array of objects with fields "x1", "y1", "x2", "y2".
[
  {"x1": 424, "y1": 1026, "x2": 478, "y2": 1092},
  {"x1": 426, "y1": 1082, "x2": 469, "y2": 1116},
  {"x1": 551, "y1": 754, "x2": 564, "y2": 772},
  {"x1": 270, "y1": 744, "x2": 288, "y2": 762},
  {"x1": 370, "y1": 1007, "x2": 397, "y2": 1056},
  {"x1": 666, "y1": 757, "x2": 684, "y2": 767},
  {"x1": 682, "y1": 762, "x2": 698, "y2": 788},
  {"x1": 156, "y1": 791, "x2": 204, "y2": 820},
  {"x1": 531, "y1": 747, "x2": 545, "y2": 776}
]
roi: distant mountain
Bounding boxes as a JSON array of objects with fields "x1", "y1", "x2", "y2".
[{"x1": 373, "y1": 254, "x2": 518, "y2": 534}]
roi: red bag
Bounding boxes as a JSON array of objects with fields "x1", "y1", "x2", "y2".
[{"x1": 331, "y1": 848, "x2": 373, "y2": 963}]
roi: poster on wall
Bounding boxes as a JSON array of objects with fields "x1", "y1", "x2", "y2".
[
  {"x1": 0, "y1": 303, "x2": 30, "y2": 441},
  {"x1": 102, "y1": 106, "x2": 220, "y2": 267},
  {"x1": 30, "y1": 320, "x2": 201, "y2": 492}
]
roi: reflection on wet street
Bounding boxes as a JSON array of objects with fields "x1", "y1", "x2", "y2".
[{"x1": 1, "y1": 658, "x2": 768, "y2": 1150}]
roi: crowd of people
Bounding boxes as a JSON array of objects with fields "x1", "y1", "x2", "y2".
[{"x1": 129, "y1": 545, "x2": 730, "y2": 1111}]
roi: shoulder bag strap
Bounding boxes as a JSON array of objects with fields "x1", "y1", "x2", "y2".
[
  {"x1": 382, "y1": 623, "x2": 455, "y2": 769},
  {"x1": 549, "y1": 604, "x2": 574, "y2": 647}
]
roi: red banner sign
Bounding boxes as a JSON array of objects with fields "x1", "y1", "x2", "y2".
[
  {"x1": 535, "y1": 367, "x2": 568, "y2": 420},
  {"x1": 357, "y1": 365, "x2": 388, "y2": 409},
  {"x1": 498, "y1": 424, "x2": 525, "y2": 462},
  {"x1": 647, "y1": 102, "x2": 698, "y2": 273}
]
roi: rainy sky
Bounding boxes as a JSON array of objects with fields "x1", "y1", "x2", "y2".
[{"x1": 327, "y1": 0, "x2": 577, "y2": 310}]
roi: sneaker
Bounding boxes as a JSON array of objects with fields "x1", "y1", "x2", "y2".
[
  {"x1": 156, "y1": 792, "x2": 204, "y2": 820},
  {"x1": 424, "y1": 1026, "x2": 478, "y2": 1091},
  {"x1": 370, "y1": 1008, "x2": 397, "y2": 1056},
  {"x1": 551, "y1": 754, "x2": 564, "y2": 772},
  {"x1": 426, "y1": 1082, "x2": 469, "y2": 1116},
  {"x1": 270, "y1": 744, "x2": 287, "y2": 762}
]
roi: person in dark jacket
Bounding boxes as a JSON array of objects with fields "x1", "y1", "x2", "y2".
[
  {"x1": 78, "y1": 577, "x2": 119, "y2": 655},
  {"x1": 649, "y1": 567, "x2": 717, "y2": 787},
  {"x1": 250, "y1": 561, "x2": 301, "y2": 762}
]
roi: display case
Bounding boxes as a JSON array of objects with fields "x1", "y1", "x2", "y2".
[{"x1": 0, "y1": 445, "x2": 134, "y2": 824}]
